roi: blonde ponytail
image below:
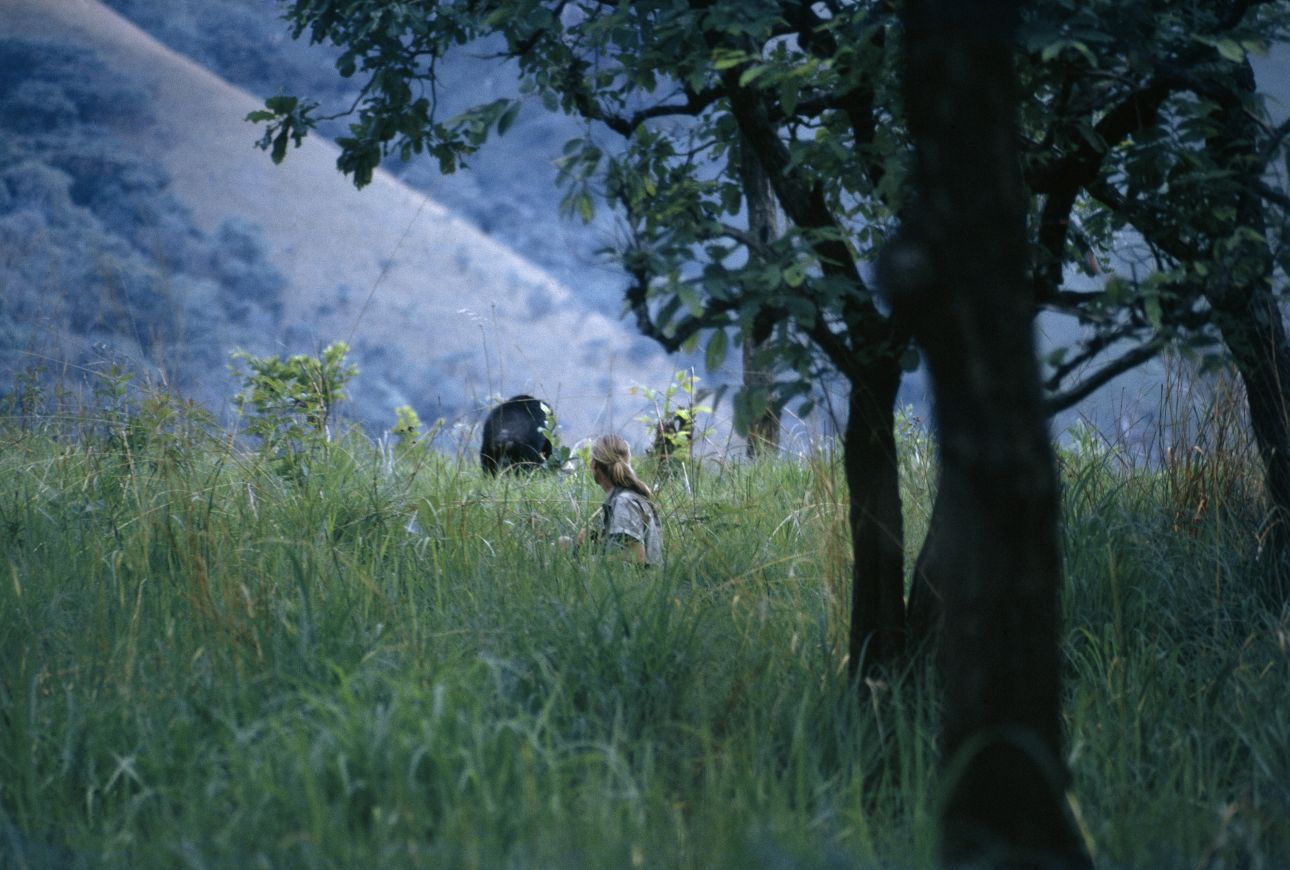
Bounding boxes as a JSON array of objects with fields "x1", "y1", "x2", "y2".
[{"x1": 590, "y1": 434, "x2": 653, "y2": 501}]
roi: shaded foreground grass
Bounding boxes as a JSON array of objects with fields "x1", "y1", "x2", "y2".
[{"x1": 0, "y1": 399, "x2": 1287, "y2": 868}]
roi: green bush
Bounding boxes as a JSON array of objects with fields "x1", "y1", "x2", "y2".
[{"x1": 231, "y1": 341, "x2": 359, "y2": 476}]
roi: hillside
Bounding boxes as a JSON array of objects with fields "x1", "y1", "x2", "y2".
[
  {"x1": 98, "y1": 0, "x2": 627, "y2": 320},
  {"x1": 0, "y1": 0, "x2": 681, "y2": 441}
]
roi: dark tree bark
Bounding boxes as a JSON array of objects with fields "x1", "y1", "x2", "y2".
[
  {"x1": 906, "y1": 486, "x2": 947, "y2": 649},
  {"x1": 1205, "y1": 73, "x2": 1290, "y2": 589},
  {"x1": 1224, "y1": 306, "x2": 1290, "y2": 582},
  {"x1": 740, "y1": 341, "x2": 782, "y2": 457},
  {"x1": 886, "y1": 0, "x2": 1090, "y2": 864},
  {"x1": 844, "y1": 359, "x2": 906, "y2": 673},
  {"x1": 1207, "y1": 251, "x2": 1290, "y2": 592},
  {"x1": 735, "y1": 133, "x2": 782, "y2": 458}
]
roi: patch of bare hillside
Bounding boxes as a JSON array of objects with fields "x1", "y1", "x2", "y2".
[{"x1": 1, "y1": 0, "x2": 681, "y2": 441}]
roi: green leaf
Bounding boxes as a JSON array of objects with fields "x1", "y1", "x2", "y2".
[
  {"x1": 1039, "y1": 39, "x2": 1097, "y2": 66},
  {"x1": 1192, "y1": 35, "x2": 1246, "y2": 63},
  {"x1": 1214, "y1": 39, "x2": 1245, "y2": 62},
  {"x1": 677, "y1": 284, "x2": 703, "y2": 316},
  {"x1": 705, "y1": 329, "x2": 729, "y2": 373},
  {"x1": 1144, "y1": 294, "x2": 1163, "y2": 329},
  {"x1": 720, "y1": 183, "x2": 740, "y2": 215},
  {"x1": 784, "y1": 296, "x2": 816, "y2": 325},
  {"x1": 738, "y1": 64, "x2": 769, "y2": 88},
  {"x1": 497, "y1": 100, "x2": 522, "y2": 135},
  {"x1": 712, "y1": 48, "x2": 748, "y2": 71},
  {"x1": 265, "y1": 94, "x2": 298, "y2": 114},
  {"x1": 779, "y1": 78, "x2": 799, "y2": 117},
  {"x1": 271, "y1": 128, "x2": 290, "y2": 164}
]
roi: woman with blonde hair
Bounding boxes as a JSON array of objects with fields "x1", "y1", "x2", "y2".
[{"x1": 561, "y1": 434, "x2": 663, "y2": 566}]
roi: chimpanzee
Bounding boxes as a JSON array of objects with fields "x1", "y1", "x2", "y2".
[{"x1": 479, "y1": 394, "x2": 554, "y2": 475}]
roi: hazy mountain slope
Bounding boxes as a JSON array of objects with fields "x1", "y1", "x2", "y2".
[
  {"x1": 0, "y1": 36, "x2": 289, "y2": 417},
  {"x1": 1, "y1": 0, "x2": 678, "y2": 440},
  {"x1": 98, "y1": 0, "x2": 632, "y2": 323}
]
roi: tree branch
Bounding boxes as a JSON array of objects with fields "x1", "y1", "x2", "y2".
[
  {"x1": 1043, "y1": 337, "x2": 1168, "y2": 415},
  {"x1": 1258, "y1": 115, "x2": 1290, "y2": 170},
  {"x1": 589, "y1": 87, "x2": 726, "y2": 137},
  {"x1": 1044, "y1": 321, "x2": 1142, "y2": 391},
  {"x1": 1029, "y1": 78, "x2": 1173, "y2": 296},
  {"x1": 1085, "y1": 177, "x2": 1200, "y2": 265},
  {"x1": 1256, "y1": 178, "x2": 1290, "y2": 214},
  {"x1": 623, "y1": 270, "x2": 738, "y2": 353},
  {"x1": 1041, "y1": 289, "x2": 1113, "y2": 318}
]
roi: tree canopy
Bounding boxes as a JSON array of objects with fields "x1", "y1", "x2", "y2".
[
  {"x1": 1015, "y1": 0, "x2": 1290, "y2": 568},
  {"x1": 255, "y1": 1, "x2": 912, "y2": 421},
  {"x1": 257, "y1": 0, "x2": 1290, "y2": 429},
  {"x1": 1019, "y1": 0, "x2": 1289, "y2": 396}
]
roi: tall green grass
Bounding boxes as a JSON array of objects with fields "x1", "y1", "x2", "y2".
[{"x1": 1, "y1": 375, "x2": 1286, "y2": 868}]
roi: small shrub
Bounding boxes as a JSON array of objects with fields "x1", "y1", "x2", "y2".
[
  {"x1": 632, "y1": 369, "x2": 712, "y2": 476},
  {"x1": 231, "y1": 341, "x2": 359, "y2": 476}
]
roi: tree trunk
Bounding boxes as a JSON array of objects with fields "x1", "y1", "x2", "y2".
[
  {"x1": 741, "y1": 341, "x2": 780, "y2": 457},
  {"x1": 737, "y1": 133, "x2": 782, "y2": 458},
  {"x1": 1206, "y1": 80, "x2": 1290, "y2": 591},
  {"x1": 714, "y1": 35, "x2": 908, "y2": 681},
  {"x1": 892, "y1": 0, "x2": 1090, "y2": 863},
  {"x1": 1209, "y1": 279, "x2": 1290, "y2": 586},
  {"x1": 845, "y1": 358, "x2": 906, "y2": 676},
  {"x1": 906, "y1": 486, "x2": 946, "y2": 650}
]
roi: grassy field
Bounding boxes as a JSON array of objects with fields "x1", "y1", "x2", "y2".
[{"x1": 1, "y1": 379, "x2": 1288, "y2": 869}]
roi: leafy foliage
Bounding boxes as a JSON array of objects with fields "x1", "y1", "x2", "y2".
[
  {"x1": 535, "y1": 399, "x2": 574, "y2": 472},
  {"x1": 231, "y1": 341, "x2": 359, "y2": 475},
  {"x1": 254, "y1": 0, "x2": 912, "y2": 428},
  {"x1": 631, "y1": 369, "x2": 713, "y2": 463},
  {"x1": 1016, "y1": 0, "x2": 1290, "y2": 404},
  {"x1": 251, "y1": 0, "x2": 1290, "y2": 425},
  {"x1": 391, "y1": 403, "x2": 425, "y2": 452}
]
